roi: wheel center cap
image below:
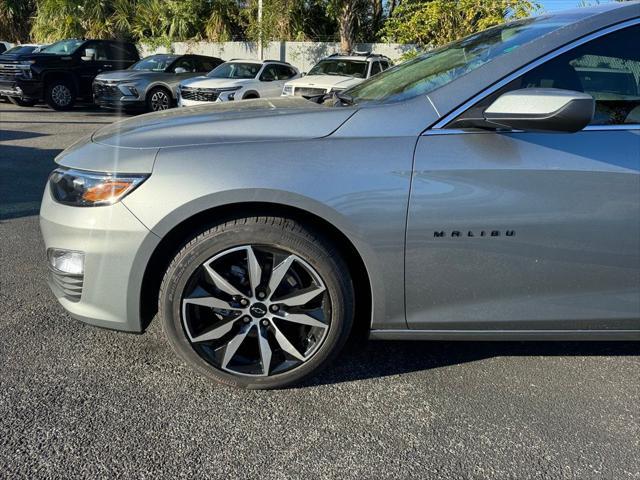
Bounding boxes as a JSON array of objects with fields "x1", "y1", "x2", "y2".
[{"x1": 249, "y1": 302, "x2": 268, "y2": 318}]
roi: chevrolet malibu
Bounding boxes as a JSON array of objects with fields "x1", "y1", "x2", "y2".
[{"x1": 40, "y1": 3, "x2": 640, "y2": 389}]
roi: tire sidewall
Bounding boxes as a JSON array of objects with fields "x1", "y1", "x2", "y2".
[
  {"x1": 160, "y1": 220, "x2": 353, "y2": 389},
  {"x1": 46, "y1": 80, "x2": 75, "y2": 110}
]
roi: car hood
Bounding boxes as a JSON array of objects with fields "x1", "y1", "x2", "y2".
[
  {"x1": 180, "y1": 76, "x2": 251, "y2": 89},
  {"x1": 288, "y1": 75, "x2": 362, "y2": 90},
  {"x1": 95, "y1": 70, "x2": 162, "y2": 82},
  {"x1": 90, "y1": 96, "x2": 357, "y2": 149},
  {"x1": 0, "y1": 52, "x2": 57, "y2": 63}
]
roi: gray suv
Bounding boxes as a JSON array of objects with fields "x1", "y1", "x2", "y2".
[
  {"x1": 93, "y1": 54, "x2": 224, "y2": 112},
  {"x1": 40, "y1": 3, "x2": 640, "y2": 389}
]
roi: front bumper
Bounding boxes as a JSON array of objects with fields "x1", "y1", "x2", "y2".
[
  {"x1": 93, "y1": 82, "x2": 146, "y2": 110},
  {"x1": 0, "y1": 78, "x2": 42, "y2": 100},
  {"x1": 40, "y1": 183, "x2": 159, "y2": 332}
]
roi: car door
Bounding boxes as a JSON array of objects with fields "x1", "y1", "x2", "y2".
[
  {"x1": 75, "y1": 41, "x2": 109, "y2": 97},
  {"x1": 259, "y1": 64, "x2": 284, "y2": 98},
  {"x1": 405, "y1": 23, "x2": 640, "y2": 332}
]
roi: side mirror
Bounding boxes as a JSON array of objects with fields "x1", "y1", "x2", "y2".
[
  {"x1": 81, "y1": 48, "x2": 96, "y2": 61},
  {"x1": 483, "y1": 88, "x2": 594, "y2": 133},
  {"x1": 174, "y1": 67, "x2": 187, "y2": 74}
]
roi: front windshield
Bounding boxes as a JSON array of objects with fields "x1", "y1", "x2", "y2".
[
  {"x1": 4, "y1": 45, "x2": 38, "y2": 55},
  {"x1": 347, "y1": 16, "x2": 572, "y2": 104},
  {"x1": 207, "y1": 62, "x2": 261, "y2": 79},
  {"x1": 308, "y1": 59, "x2": 368, "y2": 78},
  {"x1": 131, "y1": 55, "x2": 176, "y2": 72},
  {"x1": 40, "y1": 39, "x2": 84, "y2": 54}
]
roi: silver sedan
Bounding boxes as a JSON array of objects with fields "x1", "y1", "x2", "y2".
[{"x1": 41, "y1": 2, "x2": 640, "y2": 389}]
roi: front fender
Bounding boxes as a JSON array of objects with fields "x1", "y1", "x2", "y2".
[{"x1": 123, "y1": 137, "x2": 415, "y2": 330}]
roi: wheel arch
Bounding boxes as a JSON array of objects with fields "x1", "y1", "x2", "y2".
[
  {"x1": 146, "y1": 83, "x2": 174, "y2": 100},
  {"x1": 242, "y1": 90, "x2": 260, "y2": 99},
  {"x1": 138, "y1": 202, "x2": 373, "y2": 339},
  {"x1": 42, "y1": 70, "x2": 79, "y2": 94}
]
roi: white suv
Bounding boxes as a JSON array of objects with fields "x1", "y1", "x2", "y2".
[
  {"x1": 178, "y1": 59, "x2": 300, "y2": 106},
  {"x1": 281, "y1": 53, "x2": 391, "y2": 98}
]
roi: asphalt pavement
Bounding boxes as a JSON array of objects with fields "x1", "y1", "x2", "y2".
[{"x1": 1, "y1": 101, "x2": 639, "y2": 479}]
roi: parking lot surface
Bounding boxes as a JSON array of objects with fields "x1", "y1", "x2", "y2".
[{"x1": 1, "y1": 102, "x2": 639, "y2": 479}]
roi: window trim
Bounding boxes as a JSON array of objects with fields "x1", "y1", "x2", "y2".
[{"x1": 428, "y1": 17, "x2": 640, "y2": 132}]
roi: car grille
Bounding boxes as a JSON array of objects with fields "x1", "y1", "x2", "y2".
[
  {"x1": 49, "y1": 267, "x2": 83, "y2": 302},
  {"x1": 294, "y1": 87, "x2": 327, "y2": 98},
  {"x1": 93, "y1": 82, "x2": 120, "y2": 98},
  {"x1": 180, "y1": 87, "x2": 219, "y2": 102},
  {"x1": 0, "y1": 63, "x2": 26, "y2": 79}
]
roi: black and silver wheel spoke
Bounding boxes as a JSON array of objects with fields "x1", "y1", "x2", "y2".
[{"x1": 181, "y1": 245, "x2": 331, "y2": 377}]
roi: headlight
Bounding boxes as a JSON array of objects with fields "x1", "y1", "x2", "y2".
[
  {"x1": 17, "y1": 61, "x2": 33, "y2": 79},
  {"x1": 48, "y1": 168, "x2": 148, "y2": 207},
  {"x1": 216, "y1": 86, "x2": 242, "y2": 92},
  {"x1": 117, "y1": 84, "x2": 139, "y2": 96},
  {"x1": 282, "y1": 85, "x2": 293, "y2": 96}
]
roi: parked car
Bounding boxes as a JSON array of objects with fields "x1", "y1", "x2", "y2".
[
  {"x1": 93, "y1": 54, "x2": 224, "y2": 112},
  {"x1": 0, "y1": 45, "x2": 42, "y2": 101},
  {"x1": 178, "y1": 59, "x2": 300, "y2": 106},
  {"x1": 282, "y1": 53, "x2": 391, "y2": 98},
  {"x1": 0, "y1": 38, "x2": 139, "y2": 110},
  {"x1": 0, "y1": 41, "x2": 14, "y2": 54},
  {"x1": 41, "y1": 3, "x2": 640, "y2": 389},
  {"x1": 3, "y1": 44, "x2": 44, "y2": 55}
]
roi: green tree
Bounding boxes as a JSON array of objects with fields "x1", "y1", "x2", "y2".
[
  {"x1": 0, "y1": 0, "x2": 36, "y2": 42},
  {"x1": 381, "y1": 0, "x2": 540, "y2": 49},
  {"x1": 241, "y1": 0, "x2": 336, "y2": 43}
]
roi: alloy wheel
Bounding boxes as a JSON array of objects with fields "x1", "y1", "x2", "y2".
[
  {"x1": 181, "y1": 245, "x2": 331, "y2": 377},
  {"x1": 150, "y1": 90, "x2": 170, "y2": 111},
  {"x1": 51, "y1": 84, "x2": 72, "y2": 107}
]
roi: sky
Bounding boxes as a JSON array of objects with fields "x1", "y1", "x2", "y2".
[{"x1": 538, "y1": 0, "x2": 617, "y2": 12}]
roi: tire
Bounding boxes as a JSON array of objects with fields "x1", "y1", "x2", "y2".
[
  {"x1": 242, "y1": 92, "x2": 259, "y2": 100},
  {"x1": 159, "y1": 216, "x2": 355, "y2": 389},
  {"x1": 8, "y1": 96, "x2": 36, "y2": 107},
  {"x1": 146, "y1": 87, "x2": 172, "y2": 112},
  {"x1": 45, "y1": 79, "x2": 75, "y2": 110}
]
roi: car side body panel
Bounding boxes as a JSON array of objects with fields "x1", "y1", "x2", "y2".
[
  {"x1": 122, "y1": 133, "x2": 423, "y2": 330},
  {"x1": 406, "y1": 129, "x2": 640, "y2": 332}
]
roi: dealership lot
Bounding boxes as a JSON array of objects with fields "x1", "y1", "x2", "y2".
[{"x1": 1, "y1": 102, "x2": 639, "y2": 478}]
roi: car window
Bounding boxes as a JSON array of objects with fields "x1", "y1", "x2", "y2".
[
  {"x1": 370, "y1": 62, "x2": 382, "y2": 77},
  {"x1": 380, "y1": 61, "x2": 390, "y2": 71},
  {"x1": 81, "y1": 42, "x2": 107, "y2": 61},
  {"x1": 208, "y1": 62, "x2": 261, "y2": 79},
  {"x1": 260, "y1": 64, "x2": 278, "y2": 81},
  {"x1": 107, "y1": 43, "x2": 138, "y2": 62},
  {"x1": 275, "y1": 64, "x2": 296, "y2": 80},
  {"x1": 465, "y1": 25, "x2": 640, "y2": 126},
  {"x1": 40, "y1": 39, "x2": 84, "y2": 54},
  {"x1": 346, "y1": 15, "x2": 575, "y2": 104},
  {"x1": 308, "y1": 59, "x2": 368, "y2": 78},
  {"x1": 172, "y1": 57, "x2": 199, "y2": 73},
  {"x1": 198, "y1": 58, "x2": 221, "y2": 72},
  {"x1": 131, "y1": 55, "x2": 176, "y2": 71}
]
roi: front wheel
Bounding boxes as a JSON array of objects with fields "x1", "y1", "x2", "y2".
[
  {"x1": 45, "y1": 80, "x2": 76, "y2": 110},
  {"x1": 146, "y1": 87, "x2": 172, "y2": 112},
  {"x1": 159, "y1": 216, "x2": 355, "y2": 389}
]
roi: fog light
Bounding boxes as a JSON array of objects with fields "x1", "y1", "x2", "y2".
[{"x1": 48, "y1": 249, "x2": 84, "y2": 275}]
